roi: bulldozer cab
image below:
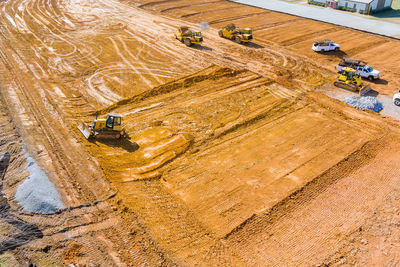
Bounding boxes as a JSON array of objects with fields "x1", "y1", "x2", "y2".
[
  {"x1": 105, "y1": 113, "x2": 122, "y2": 130},
  {"x1": 340, "y1": 67, "x2": 357, "y2": 82},
  {"x1": 344, "y1": 70, "x2": 354, "y2": 80}
]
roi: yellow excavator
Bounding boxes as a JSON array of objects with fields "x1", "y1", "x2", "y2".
[
  {"x1": 334, "y1": 67, "x2": 371, "y2": 96},
  {"x1": 78, "y1": 113, "x2": 125, "y2": 139}
]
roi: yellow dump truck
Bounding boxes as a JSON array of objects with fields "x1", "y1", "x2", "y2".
[
  {"x1": 218, "y1": 24, "x2": 253, "y2": 43},
  {"x1": 174, "y1": 26, "x2": 203, "y2": 46}
]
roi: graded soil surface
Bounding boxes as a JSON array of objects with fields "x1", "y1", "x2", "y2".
[{"x1": 1, "y1": 0, "x2": 400, "y2": 265}]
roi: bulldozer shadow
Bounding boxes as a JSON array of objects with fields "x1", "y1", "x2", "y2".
[
  {"x1": 90, "y1": 137, "x2": 140, "y2": 153},
  {"x1": 362, "y1": 89, "x2": 379, "y2": 97}
]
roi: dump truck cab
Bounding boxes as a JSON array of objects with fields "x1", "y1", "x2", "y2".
[
  {"x1": 175, "y1": 26, "x2": 203, "y2": 46},
  {"x1": 218, "y1": 24, "x2": 253, "y2": 43}
]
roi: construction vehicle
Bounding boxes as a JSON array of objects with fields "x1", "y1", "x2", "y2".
[
  {"x1": 218, "y1": 24, "x2": 253, "y2": 43},
  {"x1": 174, "y1": 26, "x2": 203, "y2": 46},
  {"x1": 335, "y1": 57, "x2": 380, "y2": 81},
  {"x1": 78, "y1": 113, "x2": 125, "y2": 139},
  {"x1": 312, "y1": 40, "x2": 340, "y2": 52},
  {"x1": 334, "y1": 67, "x2": 371, "y2": 96}
]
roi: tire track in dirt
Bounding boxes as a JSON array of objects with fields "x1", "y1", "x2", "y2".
[
  {"x1": 180, "y1": 6, "x2": 242, "y2": 18},
  {"x1": 208, "y1": 11, "x2": 270, "y2": 25},
  {"x1": 345, "y1": 39, "x2": 390, "y2": 57},
  {"x1": 279, "y1": 27, "x2": 340, "y2": 47},
  {"x1": 160, "y1": 0, "x2": 223, "y2": 12},
  {"x1": 139, "y1": 0, "x2": 181, "y2": 8}
]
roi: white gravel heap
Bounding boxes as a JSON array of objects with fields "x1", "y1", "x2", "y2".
[
  {"x1": 343, "y1": 96, "x2": 383, "y2": 113},
  {"x1": 15, "y1": 155, "x2": 64, "y2": 214}
]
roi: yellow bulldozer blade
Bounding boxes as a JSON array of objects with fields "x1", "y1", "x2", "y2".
[
  {"x1": 359, "y1": 85, "x2": 372, "y2": 96},
  {"x1": 78, "y1": 121, "x2": 91, "y2": 139}
]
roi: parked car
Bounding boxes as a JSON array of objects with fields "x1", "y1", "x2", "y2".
[{"x1": 312, "y1": 40, "x2": 340, "y2": 52}]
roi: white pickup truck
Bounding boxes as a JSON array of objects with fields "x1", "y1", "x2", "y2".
[
  {"x1": 312, "y1": 40, "x2": 340, "y2": 52},
  {"x1": 335, "y1": 58, "x2": 380, "y2": 81}
]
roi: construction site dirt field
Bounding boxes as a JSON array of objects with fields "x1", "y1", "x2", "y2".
[{"x1": 1, "y1": 0, "x2": 400, "y2": 265}]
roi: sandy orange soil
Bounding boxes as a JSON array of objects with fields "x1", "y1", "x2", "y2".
[{"x1": 0, "y1": 0, "x2": 400, "y2": 265}]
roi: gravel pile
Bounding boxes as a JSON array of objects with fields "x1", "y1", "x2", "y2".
[
  {"x1": 15, "y1": 155, "x2": 64, "y2": 214},
  {"x1": 343, "y1": 96, "x2": 383, "y2": 112}
]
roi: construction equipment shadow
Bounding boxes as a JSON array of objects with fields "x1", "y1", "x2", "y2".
[
  {"x1": 368, "y1": 78, "x2": 388, "y2": 85},
  {"x1": 191, "y1": 45, "x2": 212, "y2": 51},
  {"x1": 244, "y1": 42, "x2": 264, "y2": 49},
  {"x1": 90, "y1": 137, "x2": 140, "y2": 152},
  {"x1": 363, "y1": 89, "x2": 379, "y2": 97}
]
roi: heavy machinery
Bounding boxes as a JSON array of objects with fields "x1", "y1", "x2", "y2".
[
  {"x1": 174, "y1": 26, "x2": 203, "y2": 46},
  {"x1": 78, "y1": 113, "x2": 125, "y2": 139},
  {"x1": 218, "y1": 24, "x2": 253, "y2": 43},
  {"x1": 334, "y1": 67, "x2": 371, "y2": 96},
  {"x1": 335, "y1": 57, "x2": 380, "y2": 80}
]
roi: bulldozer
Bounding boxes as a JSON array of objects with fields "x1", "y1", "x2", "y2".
[
  {"x1": 218, "y1": 24, "x2": 253, "y2": 43},
  {"x1": 174, "y1": 26, "x2": 203, "y2": 46},
  {"x1": 334, "y1": 67, "x2": 371, "y2": 96},
  {"x1": 78, "y1": 113, "x2": 125, "y2": 140}
]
